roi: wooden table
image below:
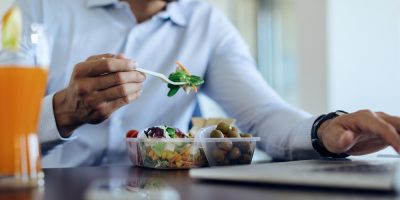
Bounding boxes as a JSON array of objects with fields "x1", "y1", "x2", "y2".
[{"x1": 0, "y1": 165, "x2": 397, "y2": 200}]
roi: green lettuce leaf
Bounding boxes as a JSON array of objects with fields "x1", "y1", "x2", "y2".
[
  {"x1": 166, "y1": 66, "x2": 204, "y2": 97},
  {"x1": 166, "y1": 127, "x2": 176, "y2": 138},
  {"x1": 151, "y1": 142, "x2": 165, "y2": 157}
]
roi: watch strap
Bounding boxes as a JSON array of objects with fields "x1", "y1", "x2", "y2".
[{"x1": 311, "y1": 110, "x2": 350, "y2": 158}]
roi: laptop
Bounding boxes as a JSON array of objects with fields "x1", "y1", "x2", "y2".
[{"x1": 189, "y1": 158, "x2": 400, "y2": 191}]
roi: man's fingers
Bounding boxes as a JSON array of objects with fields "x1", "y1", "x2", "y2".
[
  {"x1": 337, "y1": 130, "x2": 358, "y2": 152},
  {"x1": 84, "y1": 83, "x2": 143, "y2": 106},
  {"x1": 377, "y1": 112, "x2": 400, "y2": 133},
  {"x1": 86, "y1": 58, "x2": 137, "y2": 76},
  {"x1": 323, "y1": 124, "x2": 358, "y2": 153},
  {"x1": 101, "y1": 82, "x2": 143, "y2": 102},
  {"x1": 75, "y1": 58, "x2": 138, "y2": 77},
  {"x1": 353, "y1": 111, "x2": 400, "y2": 152},
  {"x1": 88, "y1": 71, "x2": 146, "y2": 91},
  {"x1": 92, "y1": 91, "x2": 142, "y2": 120},
  {"x1": 73, "y1": 71, "x2": 146, "y2": 96},
  {"x1": 86, "y1": 53, "x2": 116, "y2": 61},
  {"x1": 115, "y1": 54, "x2": 126, "y2": 59},
  {"x1": 108, "y1": 91, "x2": 142, "y2": 111}
]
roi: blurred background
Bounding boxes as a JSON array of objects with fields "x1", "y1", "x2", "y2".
[{"x1": 199, "y1": 0, "x2": 400, "y2": 119}]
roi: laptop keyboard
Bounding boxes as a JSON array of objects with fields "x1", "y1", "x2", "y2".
[{"x1": 313, "y1": 163, "x2": 395, "y2": 174}]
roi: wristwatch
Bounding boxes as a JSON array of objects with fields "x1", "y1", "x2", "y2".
[{"x1": 311, "y1": 110, "x2": 350, "y2": 158}]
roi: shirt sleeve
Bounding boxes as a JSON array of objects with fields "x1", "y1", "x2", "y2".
[
  {"x1": 38, "y1": 93, "x2": 77, "y2": 144},
  {"x1": 203, "y1": 9, "x2": 322, "y2": 160}
]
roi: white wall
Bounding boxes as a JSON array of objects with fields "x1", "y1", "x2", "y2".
[
  {"x1": 327, "y1": 0, "x2": 400, "y2": 115},
  {"x1": 198, "y1": 0, "x2": 400, "y2": 117},
  {"x1": 293, "y1": 0, "x2": 328, "y2": 114},
  {"x1": 290, "y1": 0, "x2": 400, "y2": 115}
]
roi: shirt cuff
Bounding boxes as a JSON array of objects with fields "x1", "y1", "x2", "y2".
[
  {"x1": 289, "y1": 116, "x2": 323, "y2": 160},
  {"x1": 38, "y1": 92, "x2": 77, "y2": 144}
]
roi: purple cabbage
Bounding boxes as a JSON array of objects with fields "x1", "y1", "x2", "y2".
[
  {"x1": 144, "y1": 127, "x2": 165, "y2": 138},
  {"x1": 143, "y1": 126, "x2": 188, "y2": 138}
]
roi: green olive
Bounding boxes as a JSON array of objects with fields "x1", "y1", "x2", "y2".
[
  {"x1": 236, "y1": 141, "x2": 252, "y2": 153},
  {"x1": 240, "y1": 133, "x2": 252, "y2": 138},
  {"x1": 217, "y1": 141, "x2": 233, "y2": 151},
  {"x1": 227, "y1": 131, "x2": 240, "y2": 138},
  {"x1": 238, "y1": 154, "x2": 252, "y2": 164},
  {"x1": 228, "y1": 160, "x2": 238, "y2": 165},
  {"x1": 221, "y1": 158, "x2": 230, "y2": 165},
  {"x1": 228, "y1": 147, "x2": 241, "y2": 160},
  {"x1": 211, "y1": 149, "x2": 226, "y2": 163},
  {"x1": 216, "y1": 122, "x2": 231, "y2": 134},
  {"x1": 210, "y1": 130, "x2": 224, "y2": 138},
  {"x1": 227, "y1": 127, "x2": 241, "y2": 138}
]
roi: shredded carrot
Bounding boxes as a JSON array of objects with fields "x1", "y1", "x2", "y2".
[
  {"x1": 176, "y1": 61, "x2": 191, "y2": 76},
  {"x1": 176, "y1": 61, "x2": 199, "y2": 93}
]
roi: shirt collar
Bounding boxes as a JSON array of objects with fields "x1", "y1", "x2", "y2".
[
  {"x1": 86, "y1": 0, "x2": 187, "y2": 27},
  {"x1": 156, "y1": 2, "x2": 187, "y2": 27}
]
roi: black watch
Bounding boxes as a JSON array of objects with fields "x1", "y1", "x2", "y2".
[{"x1": 311, "y1": 110, "x2": 350, "y2": 158}]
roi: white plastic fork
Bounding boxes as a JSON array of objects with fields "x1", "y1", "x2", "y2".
[{"x1": 135, "y1": 67, "x2": 187, "y2": 86}]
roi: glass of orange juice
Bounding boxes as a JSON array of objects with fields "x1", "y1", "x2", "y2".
[{"x1": 0, "y1": 19, "x2": 49, "y2": 188}]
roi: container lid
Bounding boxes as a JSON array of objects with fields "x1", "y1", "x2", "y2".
[
  {"x1": 126, "y1": 138, "x2": 196, "y2": 142},
  {"x1": 199, "y1": 137, "x2": 261, "y2": 142},
  {"x1": 126, "y1": 137, "x2": 260, "y2": 142}
]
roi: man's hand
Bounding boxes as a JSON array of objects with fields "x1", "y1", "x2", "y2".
[
  {"x1": 317, "y1": 110, "x2": 400, "y2": 155},
  {"x1": 53, "y1": 54, "x2": 146, "y2": 137}
]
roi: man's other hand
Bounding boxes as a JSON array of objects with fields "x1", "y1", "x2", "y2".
[{"x1": 318, "y1": 110, "x2": 400, "y2": 155}]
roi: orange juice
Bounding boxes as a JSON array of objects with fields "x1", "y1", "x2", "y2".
[{"x1": 0, "y1": 66, "x2": 47, "y2": 187}]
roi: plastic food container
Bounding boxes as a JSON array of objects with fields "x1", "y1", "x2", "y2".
[
  {"x1": 126, "y1": 138, "x2": 208, "y2": 169},
  {"x1": 198, "y1": 126, "x2": 261, "y2": 166}
]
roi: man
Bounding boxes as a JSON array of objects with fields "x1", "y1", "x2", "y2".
[{"x1": 17, "y1": 0, "x2": 400, "y2": 167}]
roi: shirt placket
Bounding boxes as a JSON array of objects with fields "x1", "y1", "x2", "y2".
[{"x1": 104, "y1": 3, "x2": 140, "y2": 164}]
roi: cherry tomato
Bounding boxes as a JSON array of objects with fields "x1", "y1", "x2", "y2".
[{"x1": 126, "y1": 130, "x2": 139, "y2": 138}]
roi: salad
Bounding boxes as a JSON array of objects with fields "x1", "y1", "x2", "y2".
[
  {"x1": 126, "y1": 126, "x2": 206, "y2": 169},
  {"x1": 167, "y1": 62, "x2": 204, "y2": 97},
  {"x1": 142, "y1": 126, "x2": 190, "y2": 139}
]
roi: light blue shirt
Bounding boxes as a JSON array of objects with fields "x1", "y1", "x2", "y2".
[{"x1": 17, "y1": 0, "x2": 320, "y2": 168}]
